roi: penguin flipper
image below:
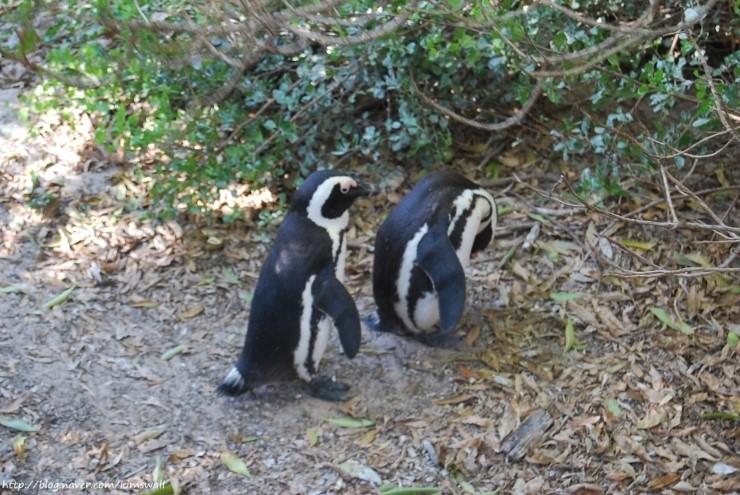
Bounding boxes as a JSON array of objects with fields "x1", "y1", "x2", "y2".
[
  {"x1": 416, "y1": 230, "x2": 466, "y2": 334},
  {"x1": 312, "y1": 268, "x2": 361, "y2": 358}
]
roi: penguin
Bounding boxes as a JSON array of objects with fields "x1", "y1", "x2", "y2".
[
  {"x1": 370, "y1": 171, "x2": 496, "y2": 345},
  {"x1": 218, "y1": 170, "x2": 374, "y2": 401}
]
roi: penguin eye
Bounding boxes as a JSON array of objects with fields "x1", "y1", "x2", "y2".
[{"x1": 340, "y1": 184, "x2": 351, "y2": 194}]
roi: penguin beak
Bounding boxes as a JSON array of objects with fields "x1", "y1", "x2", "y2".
[{"x1": 351, "y1": 179, "x2": 379, "y2": 198}]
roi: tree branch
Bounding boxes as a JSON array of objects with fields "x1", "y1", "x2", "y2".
[{"x1": 411, "y1": 74, "x2": 544, "y2": 132}]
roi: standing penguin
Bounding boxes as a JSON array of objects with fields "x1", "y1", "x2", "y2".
[
  {"x1": 219, "y1": 170, "x2": 374, "y2": 401},
  {"x1": 371, "y1": 171, "x2": 496, "y2": 345}
]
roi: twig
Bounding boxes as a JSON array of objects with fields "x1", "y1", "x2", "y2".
[
  {"x1": 479, "y1": 173, "x2": 560, "y2": 189},
  {"x1": 663, "y1": 169, "x2": 733, "y2": 232},
  {"x1": 605, "y1": 235, "x2": 662, "y2": 270},
  {"x1": 647, "y1": 131, "x2": 738, "y2": 160},
  {"x1": 605, "y1": 266, "x2": 740, "y2": 279},
  {"x1": 0, "y1": 47, "x2": 110, "y2": 90},
  {"x1": 563, "y1": 179, "x2": 740, "y2": 237},
  {"x1": 513, "y1": 174, "x2": 584, "y2": 209},
  {"x1": 512, "y1": 192, "x2": 592, "y2": 257},
  {"x1": 660, "y1": 165, "x2": 679, "y2": 224},
  {"x1": 619, "y1": 186, "x2": 740, "y2": 220},
  {"x1": 287, "y1": 1, "x2": 416, "y2": 46},
  {"x1": 411, "y1": 74, "x2": 544, "y2": 132},
  {"x1": 534, "y1": 0, "x2": 656, "y2": 35},
  {"x1": 691, "y1": 37, "x2": 740, "y2": 144}
]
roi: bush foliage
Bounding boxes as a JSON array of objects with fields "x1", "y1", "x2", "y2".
[{"x1": 2, "y1": 0, "x2": 737, "y2": 217}]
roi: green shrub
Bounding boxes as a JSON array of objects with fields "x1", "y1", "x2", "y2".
[{"x1": 2, "y1": 0, "x2": 736, "y2": 217}]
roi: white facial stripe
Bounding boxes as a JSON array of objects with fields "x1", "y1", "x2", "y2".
[
  {"x1": 448, "y1": 190, "x2": 474, "y2": 237},
  {"x1": 339, "y1": 178, "x2": 357, "y2": 194},
  {"x1": 394, "y1": 224, "x2": 429, "y2": 334},
  {"x1": 451, "y1": 189, "x2": 496, "y2": 266},
  {"x1": 306, "y1": 176, "x2": 351, "y2": 269},
  {"x1": 474, "y1": 189, "x2": 496, "y2": 233},
  {"x1": 295, "y1": 275, "x2": 317, "y2": 381}
]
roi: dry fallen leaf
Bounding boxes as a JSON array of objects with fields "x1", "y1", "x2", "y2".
[
  {"x1": 220, "y1": 451, "x2": 252, "y2": 478},
  {"x1": 433, "y1": 394, "x2": 474, "y2": 406},
  {"x1": 178, "y1": 303, "x2": 204, "y2": 319}
]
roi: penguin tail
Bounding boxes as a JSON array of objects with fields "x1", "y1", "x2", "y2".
[{"x1": 217, "y1": 367, "x2": 250, "y2": 396}]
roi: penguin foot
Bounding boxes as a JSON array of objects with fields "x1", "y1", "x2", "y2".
[
  {"x1": 305, "y1": 376, "x2": 352, "y2": 402},
  {"x1": 362, "y1": 312, "x2": 407, "y2": 335},
  {"x1": 361, "y1": 312, "x2": 383, "y2": 333},
  {"x1": 414, "y1": 331, "x2": 463, "y2": 348}
]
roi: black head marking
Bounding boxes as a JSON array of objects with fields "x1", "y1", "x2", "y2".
[{"x1": 290, "y1": 170, "x2": 374, "y2": 220}]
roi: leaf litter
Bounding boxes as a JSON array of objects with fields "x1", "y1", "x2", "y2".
[{"x1": 0, "y1": 86, "x2": 738, "y2": 494}]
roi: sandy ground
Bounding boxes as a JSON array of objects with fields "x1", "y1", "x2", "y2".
[{"x1": 1, "y1": 69, "x2": 738, "y2": 495}]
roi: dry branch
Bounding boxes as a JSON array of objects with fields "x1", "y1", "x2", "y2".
[
  {"x1": 563, "y1": 179, "x2": 740, "y2": 238},
  {"x1": 499, "y1": 409, "x2": 554, "y2": 461},
  {"x1": 691, "y1": 37, "x2": 740, "y2": 145},
  {"x1": 411, "y1": 75, "x2": 544, "y2": 132}
]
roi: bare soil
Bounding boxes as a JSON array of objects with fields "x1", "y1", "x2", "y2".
[{"x1": 1, "y1": 71, "x2": 738, "y2": 495}]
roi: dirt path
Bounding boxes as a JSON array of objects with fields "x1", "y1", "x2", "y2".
[{"x1": 1, "y1": 78, "x2": 738, "y2": 495}]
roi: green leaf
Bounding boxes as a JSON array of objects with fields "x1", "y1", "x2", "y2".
[
  {"x1": 528, "y1": 213, "x2": 548, "y2": 224},
  {"x1": 621, "y1": 239, "x2": 656, "y2": 251},
  {"x1": 606, "y1": 398, "x2": 622, "y2": 417},
  {"x1": 650, "y1": 307, "x2": 673, "y2": 327},
  {"x1": 325, "y1": 417, "x2": 374, "y2": 428},
  {"x1": 459, "y1": 480, "x2": 476, "y2": 494},
  {"x1": 727, "y1": 331, "x2": 739, "y2": 348},
  {"x1": 222, "y1": 267, "x2": 241, "y2": 286},
  {"x1": 307, "y1": 427, "x2": 318, "y2": 446},
  {"x1": 699, "y1": 412, "x2": 740, "y2": 421},
  {"x1": 563, "y1": 319, "x2": 576, "y2": 354},
  {"x1": 0, "y1": 286, "x2": 22, "y2": 294},
  {"x1": 684, "y1": 253, "x2": 713, "y2": 268},
  {"x1": 220, "y1": 451, "x2": 252, "y2": 478},
  {"x1": 649, "y1": 307, "x2": 694, "y2": 335},
  {"x1": 550, "y1": 292, "x2": 583, "y2": 302},
  {"x1": 676, "y1": 319, "x2": 695, "y2": 335},
  {"x1": 153, "y1": 455, "x2": 166, "y2": 483},
  {"x1": 43, "y1": 285, "x2": 76, "y2": 309},
  {"x1": 692, "y1": 117, "x2": 711, "y2": 127},
  {"x1": 161, "y1": 344, "x2": 187, "y2": 361},
  {"x1": 133, "y1": 425, "x2": 167, "y2": 443},
  {"x1": 12, "y1": 435, "x2": 25, "y2": 458},
  {"x1": 142, "y1": 484, "x2": 174, "y2": 495},
  {"x1": 241, "y1": 290, "x2": 253, "y2": 304},
  {"x1": 0, "y1": 415, "x2": 40, "y2": 433}
]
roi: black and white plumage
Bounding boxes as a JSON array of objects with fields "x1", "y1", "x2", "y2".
[
  {"x1": 371, "y1": 171, "x2": 496, "y2": 344},
  {"x1": 218, "y1": 170, "x2": 374, "y2": 401}
]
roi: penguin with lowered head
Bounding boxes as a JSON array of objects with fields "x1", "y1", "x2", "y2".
[
  {"x1": 219, "y1": 170, "x2": 375, "y2": 401},
  {"x1": 370, "y1": 171, "x2": 496, "y2": 346}
]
